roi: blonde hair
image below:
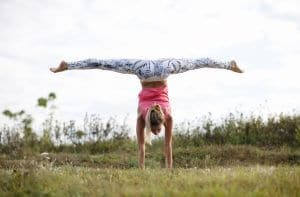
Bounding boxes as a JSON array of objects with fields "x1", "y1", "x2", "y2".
[{"x1": 145, "y1": 103, "x2": 165, "y2": 145}]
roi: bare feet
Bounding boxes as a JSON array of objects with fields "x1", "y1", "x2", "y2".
[
  {"x1": 230, "y1": 60, "x2": 244, "y2": 73},
  {"x1": 50, "y1": 61, "x2": 68, "y2": 73}
]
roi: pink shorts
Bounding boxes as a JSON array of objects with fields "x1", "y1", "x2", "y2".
[{"x1": 138, "y1": 85, "x2": 171, "y2": 120}]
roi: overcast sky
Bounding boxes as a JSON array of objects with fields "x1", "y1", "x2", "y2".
[{"x1": 1, "y1": 0, "x2": 299, "y2": 134}]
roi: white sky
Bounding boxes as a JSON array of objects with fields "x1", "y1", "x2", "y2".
[{"x1": 0, "y1": 0, "x2": 300, "y2": 135}]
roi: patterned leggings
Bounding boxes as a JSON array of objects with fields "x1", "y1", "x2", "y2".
[{"x1": 67, "y1": 58, "x2": 232, "y2": 81}]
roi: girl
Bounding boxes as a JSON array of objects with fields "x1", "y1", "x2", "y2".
[{"x1": 50, "y1": 58, "x2": 243, "y2": 169}]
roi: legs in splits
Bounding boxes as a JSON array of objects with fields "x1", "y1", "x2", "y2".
[{"x1": 50, "y1": 58, "x2": 244, "y2": 75}]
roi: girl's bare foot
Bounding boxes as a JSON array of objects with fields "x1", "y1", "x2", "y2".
[
  {"x1": 50, "y1": 61, "x2": 68, "y2": 73},
  {"x1": 230, "y1": 60, "x2": 244, "y2": 73}
]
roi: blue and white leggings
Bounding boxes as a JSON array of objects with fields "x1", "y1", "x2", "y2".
[{"x1": 67, "y1": 58, "x2": 232, "y2": 82}]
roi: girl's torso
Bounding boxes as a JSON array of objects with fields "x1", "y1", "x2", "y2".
[{"x1": 138, "y1": 81, "x2": 171, "y2": 120}]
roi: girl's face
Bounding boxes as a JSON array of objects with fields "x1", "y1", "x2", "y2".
[{"x1": 151, "y1": 124, "x2": 162, "y2": 135}]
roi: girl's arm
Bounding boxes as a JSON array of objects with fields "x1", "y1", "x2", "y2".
[
  {"x1": 164, "y1": 115, "x2": 173, "y2": 169},
  {"x1": 136, "y1": 114, "x2": 146, "y2": 169}
]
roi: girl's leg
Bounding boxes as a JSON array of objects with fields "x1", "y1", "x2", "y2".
[
  {"x1": 66, "y1": 58, "x2": 140, "y2": 75},
  {"x1": 50, "y1": 59, "x2": 145, "y2": 75},
  {"x1": 161, "y1": 58, "x2": 242, "y2": 75}
]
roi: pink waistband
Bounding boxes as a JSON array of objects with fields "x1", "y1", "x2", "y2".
[{"x1": 138, "y1": 85, "x2": 171, "y2": 119}]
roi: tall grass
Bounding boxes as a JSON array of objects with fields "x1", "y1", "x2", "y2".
[{"x1": 0, "y1": 93, "x2": 299, "y2": 164}]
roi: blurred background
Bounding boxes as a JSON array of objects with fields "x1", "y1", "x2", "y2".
[{"x1": 1, "y1": 0, "x2": 299, "y2": 134}]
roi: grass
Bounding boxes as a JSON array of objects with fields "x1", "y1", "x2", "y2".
[
  {"x1": 1, "y1": 143, "x2": 299, "y2": 196},
  {"x1": 0, "y1": 145, "x2": 299, "y2": 196},
  {"x1": 1, "y1": 145, "x2": 299, "y2": 170},
  {"x1": 1, "y1": 93, "x2": 300, "y2": 196},
  {"x1": 0, "y1": 165, "x2": 299, "y2": 196}
]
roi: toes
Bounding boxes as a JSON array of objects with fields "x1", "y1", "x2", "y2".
[
  {"x1": 236, "y1": 67, "x2": 244, "y2": 73},
  {"x1": 50, "y1": 68, "x2": 57, "y2": 73}
]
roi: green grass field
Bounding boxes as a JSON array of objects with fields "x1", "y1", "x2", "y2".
[
  {"x1": 1, "y1": 94, "x2": 300, "y2": 196},
  {"x1": 1, "y1": 165, "x2": 299, "y2": 196},
  {"x1": 0, "y1": 144, "x2": 299, "y2": 196}
]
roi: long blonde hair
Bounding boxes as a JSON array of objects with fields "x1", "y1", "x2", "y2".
[{"x1": 145, "y1": 103, "x2": 165, "y2": 145}]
